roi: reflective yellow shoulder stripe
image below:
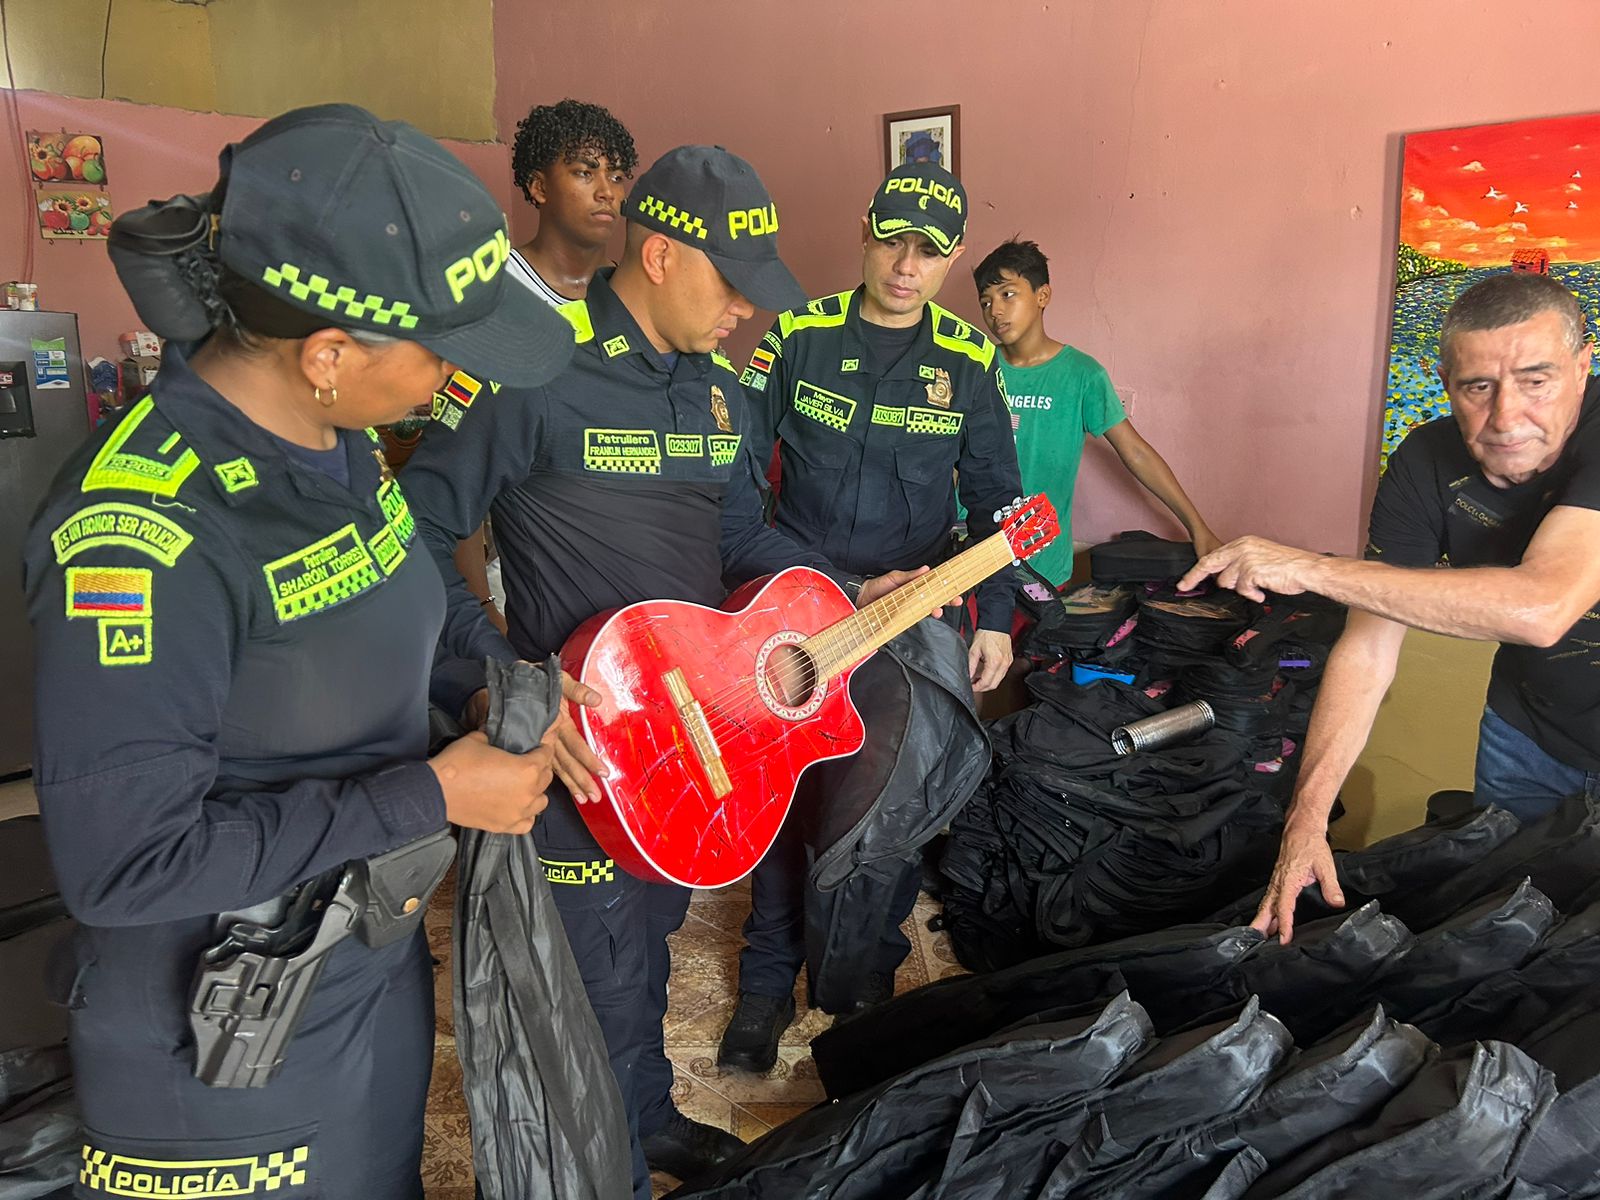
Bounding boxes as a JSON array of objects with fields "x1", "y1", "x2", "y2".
[
  {"x1": 80, "y1": 396, "x2": 201, "y2": 498},
  {"x1": 928, "y1": 303, "x2": 996, "y2": 370},
  {"x1": 558, "y1": 299, "x2": 595, "y2": 344},
  {"x1": 778, "y1": 290, "x2": 852, "y2": 337},
  {"x1": 711, "y1": 348, "x2": 736, "y2": 373}
]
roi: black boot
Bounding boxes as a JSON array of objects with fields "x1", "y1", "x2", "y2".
[
  {"x1": 641, "y1": 1108, "x2": 745, "y2": 1182},
  {"x1": 716, "y1": 992, "x2": 796, "y2": 1073}
]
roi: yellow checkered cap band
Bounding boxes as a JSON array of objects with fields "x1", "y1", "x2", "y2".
[
  {"x1": 261, "y1": 263, "x2": 420, "y2": 329},
  {"x1": 636, "y1": 195, "x2": 709, "y2": 241}
]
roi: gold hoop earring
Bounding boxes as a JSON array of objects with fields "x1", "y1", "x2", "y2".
[{"x1": 315, "y1": 386, "x2": 337, "y2": 408}]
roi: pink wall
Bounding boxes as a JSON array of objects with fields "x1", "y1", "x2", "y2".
[
  {"x1": 495, "y1": 0, "x2": 1600, "y2": 555},
  {"x1": 0, "y1": 91, "x2": 510, "y2": 365}
]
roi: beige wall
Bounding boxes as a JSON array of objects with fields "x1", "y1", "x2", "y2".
[
  {"x1": 1339, "y1": 631, "x2": 1494, "y2": 848},
  {"x1": 2, "y1": 0, "x2": 496, "y2": 141}
]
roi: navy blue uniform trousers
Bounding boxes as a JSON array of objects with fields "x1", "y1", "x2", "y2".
[{"x1": 70, "y1": 925, "x2": 432, "y2": 1199}]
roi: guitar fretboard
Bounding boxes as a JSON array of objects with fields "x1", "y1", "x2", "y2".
[{"x1": 803, "y1": 532, "x2": 1016, "y2": 680}]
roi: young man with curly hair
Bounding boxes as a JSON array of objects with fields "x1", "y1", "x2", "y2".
[
  {"x1": 458, "y1": 101, "x2": 639, "y2": 628},
  {"x1": 509, "y1": 98, "x2": 638, "y2": 305}
]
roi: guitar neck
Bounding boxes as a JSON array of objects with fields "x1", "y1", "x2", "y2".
[{"x1": 804, "y1": 532, "x2": 1017, "y2": 680}]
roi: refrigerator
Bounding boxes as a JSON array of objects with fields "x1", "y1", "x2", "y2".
[{"x1": 0, "y1": 310, "x2": 93, "y2": 776}]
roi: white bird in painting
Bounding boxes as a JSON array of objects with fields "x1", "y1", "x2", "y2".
[
  {"x1": 1514, "y1": 201, "x2": 1530, "y2": 213},
  {"x1": 1486, "y1": 186, "x2": 1506, "y2": 199},
  {"x1": 1570, "y1": 200, "x2": 1580, "y2": 210},
  {"x1": 1574, "y1": 170, "x2": 1583, "y2": 179}
]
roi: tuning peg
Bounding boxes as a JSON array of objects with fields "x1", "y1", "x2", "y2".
[{"x1": 992, "y1": 509, "x2": 1004, "y2": 522}]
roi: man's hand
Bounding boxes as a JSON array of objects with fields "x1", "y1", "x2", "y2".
[
  {"x1": 548, "y1": 671, "x2": 609, "y2": 804},
  {"x1": 1250, "y1": 820, "x2": 1346, "y2": 944},
  {"x1": 968, "y1": 629, "x2": 1013, "y2": 693},
  {"x1": 1179, "y1": 536, "x2": 1322, "y2": 601},
  {"x1": 858, "y1": 566, "x2": 963, "y2": 616}
]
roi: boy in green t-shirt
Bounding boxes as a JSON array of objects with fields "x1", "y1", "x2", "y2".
[{"x1": 974, "y1": 239, "x2": 1220, "y2": 584}]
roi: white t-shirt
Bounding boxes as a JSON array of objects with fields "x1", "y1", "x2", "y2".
[{"x1": 506, "y1": 248, "x2": 571, "y2": 309}]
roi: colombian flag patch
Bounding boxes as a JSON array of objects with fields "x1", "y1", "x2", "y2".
[
  {"x1": 65, "y1": 566, "x2": 152, "y2": 619},
  {"x1": 749, "y1": 348, "x2": 775, "y2": 374},
  {"x1": 442, "y1": 371, "x2": 481, "y2": 408}
]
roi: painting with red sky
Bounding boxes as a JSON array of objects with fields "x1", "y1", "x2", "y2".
[{"x1": 1384, "y1": 112, "x2": 1600, "y2": 467}]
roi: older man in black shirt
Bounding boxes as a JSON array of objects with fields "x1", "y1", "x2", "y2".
[{"x1": 1182, "y1": 273, "x2": 1600, "y2": 943}]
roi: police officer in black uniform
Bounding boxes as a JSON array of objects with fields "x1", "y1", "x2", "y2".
[
  {"x1": 402, "y1": 145, "x2": 939, "y2": 1194},
  {"x1": 24, "y1": 104, "x2": 573, "y2": 1200},
  {"x1": 718, "y1": 162, "x2": 1023, "y2": 1072}
]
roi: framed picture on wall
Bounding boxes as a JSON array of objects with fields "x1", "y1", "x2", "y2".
[
  {"x1": 1382, "y1": 111, "x2": 1600, "y2": 470},
  {"x1": 883, "y1": 106, "x2": 960, "y2": 177}
]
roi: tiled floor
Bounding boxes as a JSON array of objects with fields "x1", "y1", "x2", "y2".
[{"x1": 420, "y1": 870, "x2": 966, "y2": 1198}]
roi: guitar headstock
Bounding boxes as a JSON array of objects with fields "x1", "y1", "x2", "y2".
[{"x1": 995, "y1": 494, "x2": 1060, "y2": 562}]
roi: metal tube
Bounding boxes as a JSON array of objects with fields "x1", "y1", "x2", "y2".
[{"x1": 1111, "y1": 700, "x2": 1215, "y2": 756}]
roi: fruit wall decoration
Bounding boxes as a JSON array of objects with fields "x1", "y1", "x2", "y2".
[{"x1": 26, "y1": 131, "x2": 113, "y2": 240}]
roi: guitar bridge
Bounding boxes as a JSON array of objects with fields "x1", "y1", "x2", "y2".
[{"x1": 663, "y1": 667, "x2": 733, "y2": 799}]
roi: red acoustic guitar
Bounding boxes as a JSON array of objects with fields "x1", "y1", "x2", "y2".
[{"x1": 559, "y1": 496, "x2": 1059, "y2": 887}]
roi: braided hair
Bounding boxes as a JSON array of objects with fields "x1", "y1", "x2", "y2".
[{"x1": 511, "y1": 99, "x2": 637, "y2": 204}]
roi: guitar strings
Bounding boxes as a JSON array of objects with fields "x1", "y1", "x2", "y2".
[{"x1": 603, "y1": 536, "x2": 1015, "y2": 747}]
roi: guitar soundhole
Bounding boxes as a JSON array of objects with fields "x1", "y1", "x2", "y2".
[
  {"x1": 764, "y1": 643, "x2": 817, "y2": 708},
  {"x1": 755, "y1": 632, "x2": 826, "y2": 720}
]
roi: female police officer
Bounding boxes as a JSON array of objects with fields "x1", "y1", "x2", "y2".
[{"x1": 22, "y1": 104, "x2": 575, "y2": 1199}]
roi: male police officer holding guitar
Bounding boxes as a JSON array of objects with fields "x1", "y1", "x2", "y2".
[{"x1": 403, "y1": 146, "x2": 936, "y2": 1194}]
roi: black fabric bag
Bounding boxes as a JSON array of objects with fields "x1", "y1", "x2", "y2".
[
  {"x1": 669, "y1": 995, "x2": 1155, "y2": 1200},
  {"x1": 0, "y1": 1044, "x2": 78, "y2": 1200},
  {"x1": 1025, "y1": 584, "x2": 1140, "y2": 659},
  {"x1": 1030, "y1": 1001, "x2": 1295, "y2": 1198},
  {"x1": 1359, "y1": 880, "x2": 1556, "y2": 1022},
  {"x1": 1137, "y1": 595, "x2": 1251, "y2": 660},
  {"x1": 1069, "y1": 1006, "x2": 1432, "y2": 1200},
  {"x1": 1508, "y1": 1070, "x2": 1600, "y2": 1196},
  {"x1": 930, "y1": 999, "x2": 1291, "y2": 1200},
  {"x1": 1188, "y1": 904, "x2": 1414, "y2": 1043},
  {"x1": 1237, "y1": 1041, "x2": 1555, "y2": 1200},
  {"x1": 810, "y1": 924, "x2": 1261, "y2": 1099},
  {"x1": 1207, "y1": 806, "x2": 1523, "y2": 928},
  {"x1": 452, "y1": 658, "x2": 631, "y2": 1200},
  {"x1": 1409, "y1": 892, "x2": 1600, "y2": 1048},
  {"x1": 1089, "y1": 532, "x2": 1199, "y2": 584},
  {"x1": 1386, "y1": 794, "x2": 1600, "y2": 932}
]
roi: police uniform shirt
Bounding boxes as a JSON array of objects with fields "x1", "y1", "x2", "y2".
[
  {"x1": 23, "y1": 346, "x2": 449, "y2": 931},
  {"x1": 743, "y1": 287, "x2": 1024, "y2": 632},
  {"x1": 1367, "y1": 376, "x2": 1600, "y2": 771},
  {"x1": 401, "y1": 266, "x2": 840, "y2": 665}
]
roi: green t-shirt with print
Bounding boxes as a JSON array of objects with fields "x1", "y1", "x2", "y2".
[{"x1": 1001, "y1": 344, "x2": 1126, "y2": 584}]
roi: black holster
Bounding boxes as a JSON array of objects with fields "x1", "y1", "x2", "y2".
[{"x1": 187, "y1": 829, "x2": 455, "y2": 1088}]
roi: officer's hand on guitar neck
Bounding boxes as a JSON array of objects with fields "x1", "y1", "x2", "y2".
[{"x1": 858, "y1": 566, "x2": 963, "y2": 618}]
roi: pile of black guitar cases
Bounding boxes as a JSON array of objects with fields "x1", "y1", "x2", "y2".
[
  {"x1": 940, "y1": 532, "x2": 1347, "y2": 970},
  {"x1": 671, "y1": 797, "x2": 1600, "y2": 1198}
]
